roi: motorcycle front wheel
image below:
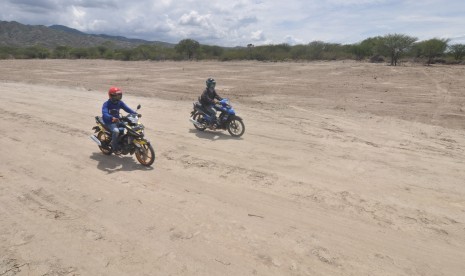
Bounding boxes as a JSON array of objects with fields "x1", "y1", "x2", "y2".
[
  {"x1": 135, "y1": 143, "x2": 155, "y2": 166},
  {"x1": 97, "y1": 132, "x2": 112, "y2": 155},
  {"x1": 227, "y1": 118, "x2": 245, "y2": 137}
]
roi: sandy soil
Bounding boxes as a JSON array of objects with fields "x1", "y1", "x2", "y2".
[{"x1": 0, "y1": 59, "x2": 464, "y2": 276}]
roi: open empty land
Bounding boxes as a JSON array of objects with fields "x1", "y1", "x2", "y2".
[{"x1": 0, "y1": 60, "x2": 464, "y2": 275}]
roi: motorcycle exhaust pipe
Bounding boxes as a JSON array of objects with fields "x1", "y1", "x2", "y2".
[
  {"x1": 89, "y1": 135, "x2": 102, "y2": 146},
  {"x1": 189, "y1": 118, "x2": 203, "y2": 128}
]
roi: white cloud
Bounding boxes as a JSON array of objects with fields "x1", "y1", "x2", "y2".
[
  {"x1": 179, "y1": 11, "x2": 211, "y2": 27},
  {"x1": 324, "y1": 0, "x2": 386, "y2": 5},
  {"x1": 284, "y1": 35, "x2": 303, "y2": 45},
  {"x1": 251, "y1": 30, "x2": 265, "y2": 41}
]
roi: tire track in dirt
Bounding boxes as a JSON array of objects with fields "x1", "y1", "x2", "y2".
[
  {"x1": 160, "y1": 145, "x2": 463, "y2": 243},
  {"x1": 0, "y1": 107, "x2": 89, "y2": 137}
]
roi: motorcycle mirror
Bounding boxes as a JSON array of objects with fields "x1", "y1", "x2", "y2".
[{"x1": 137, "y1": 104, "x2": 141, "y2": 110}]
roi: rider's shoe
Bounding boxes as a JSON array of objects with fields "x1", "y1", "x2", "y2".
[
  {"x1": 208, "y1": 119, "x2": 217, "y2": 129},
  {"x1": 113, "y1": 148, "x2": 122, "y2": 155},
  {"x1": 210, "y1": 118, "x2": 220, "y2": 128}
]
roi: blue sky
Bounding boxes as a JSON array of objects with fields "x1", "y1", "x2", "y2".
[{"x1": 1, "y1": 0, "x2": 464, "y2": 46}]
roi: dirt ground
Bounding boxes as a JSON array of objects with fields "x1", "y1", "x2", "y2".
[{"x1": 0, "y1": 59, "x2": 464, "y2": 276}]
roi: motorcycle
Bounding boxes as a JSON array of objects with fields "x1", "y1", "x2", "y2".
[
  {"x1": 90, "y1": 104, "x2": 155, "y2": 166},
  {"x1": 189, "y1": 98, "x2": 245, "y2": 137}
]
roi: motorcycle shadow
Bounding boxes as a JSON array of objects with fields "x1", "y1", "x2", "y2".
[
  {"x1": 188, "y1": 129, "x2": 243, "y2": 140},
  {"x1": 90, "y1": 152, "x2": 154, "y2": 173}
]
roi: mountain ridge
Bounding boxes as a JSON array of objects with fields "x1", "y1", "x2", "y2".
[{"x1": 0, "y1": 21, "x2": 175, "y2": 49}]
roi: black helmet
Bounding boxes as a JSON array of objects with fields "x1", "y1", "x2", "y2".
[{"x1": 206, "y1": 78, "x2": 216, "y2": 89}]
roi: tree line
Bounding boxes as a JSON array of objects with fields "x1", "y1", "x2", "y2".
[{"x1": 1, "y1": 33, "x2": 465, "y2": 65}]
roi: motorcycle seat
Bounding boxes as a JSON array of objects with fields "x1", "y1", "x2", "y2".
[
  {"x1": 95, "y1": 116, "x2": 110, "y2": 131},
  {"x1": 194, "y1": 102, "x2": 209, "y2": 113}
]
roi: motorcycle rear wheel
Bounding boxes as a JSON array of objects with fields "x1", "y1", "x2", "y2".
[
  {"x1": 227, "y1": 118, "x2": 245, "y2": 137},
  {"x1": 135, "y1": 144, "x2": 155, "y2": 166},
  {"x1": 97, "y1": 132, "x2": 112, "y2": 155},
  {"x1": 193, "y1": 112, "x2": 207, "y2": 131}
]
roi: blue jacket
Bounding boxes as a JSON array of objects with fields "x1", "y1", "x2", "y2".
[{"x1": 102, "y1": 100, "x2": 136, "y2": 125}]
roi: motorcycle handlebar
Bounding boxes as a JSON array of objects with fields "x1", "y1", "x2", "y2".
[{"x1": 121, "y1": 113, "x2": 141, "y2": 119}]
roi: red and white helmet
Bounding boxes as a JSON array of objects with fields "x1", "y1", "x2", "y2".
[{"x1": 108, "y1": 86, "x2": 122, "y2": 102}]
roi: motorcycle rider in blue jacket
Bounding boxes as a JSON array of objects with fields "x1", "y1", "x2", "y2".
[
  {"x1": 200, "y1": 78, "x2": 223, "y2": 127},
  {"x1": 102, "y1": 87, "x2": 137, "y2": 154}
]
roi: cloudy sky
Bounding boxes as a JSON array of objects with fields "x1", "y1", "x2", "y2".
[{"x1": 1, "y1": 0, "x2": 464, "y2": 46}]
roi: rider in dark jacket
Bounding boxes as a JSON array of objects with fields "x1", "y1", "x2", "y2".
[
  {"x1": 200, "y1": 78, "x2": 223, "y2": 126},
  {"x1": 102, "y1": 87, "x2": 137, "y2": 154}
]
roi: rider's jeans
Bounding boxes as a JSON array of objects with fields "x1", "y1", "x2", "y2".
[
  {"x1": 107, "y1": 123, "x2": 120, "y2": 150},
  {"x1": 205, "y1": 104, "x2": 217, "y2": 123}
]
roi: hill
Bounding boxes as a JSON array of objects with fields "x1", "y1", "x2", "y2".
[{"x1": 0, "y1": 21, "x2": 174, "y2": 49}]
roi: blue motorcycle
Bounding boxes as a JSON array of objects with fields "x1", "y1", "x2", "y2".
[{"x1": 190, "y1": 98, "x2": 245, "y2": 137}]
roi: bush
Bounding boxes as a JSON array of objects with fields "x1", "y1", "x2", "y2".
[{"x1": 370, "y1": 55, "x2": 384, "y2": 63}]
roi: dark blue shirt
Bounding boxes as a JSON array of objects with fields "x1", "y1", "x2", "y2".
[{"x1": 102, "y1": 100, "x2": 136, "y2": 125}]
